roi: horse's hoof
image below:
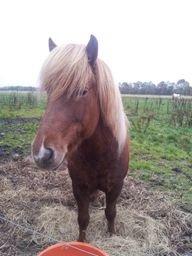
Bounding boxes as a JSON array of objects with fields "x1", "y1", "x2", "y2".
[
  {"x1": 106, "y1": 229, "x2": 115, "y2": 237},
  {"x1": 78, "y1": 239, "x2": 85, "y2": 242},
  {"x1": 108, "y1": 226, "x2": 115, "y2": 236},
  {"x1": 109, "y1": 231, "x2": 115, "y2": 237},
  {"x1": 78, "y1": 231, "x2": 87, "y2": 242}
]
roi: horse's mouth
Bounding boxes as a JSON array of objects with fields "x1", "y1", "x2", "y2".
[{"x1": 52, "y1": 154, "x2": 68, "y2": 171}]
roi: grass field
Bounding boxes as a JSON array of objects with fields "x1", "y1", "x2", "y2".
[
  {"x1": 0, "y1": 92, "x2": 192, "y2": 255},
  {"x1": 123, "y1": 96, "x2": 192, "y2": 207}
]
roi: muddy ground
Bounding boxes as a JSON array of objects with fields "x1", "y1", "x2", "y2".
[{"x1": 0, "y1": 117, "x2": 40, "y2": 162}]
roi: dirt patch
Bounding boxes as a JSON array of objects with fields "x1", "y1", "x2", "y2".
[
  {"x1": 0, "y1": 159, "x2": 192, "y2": 256},
  {"x1": 0, "y1": 117, "x2": 40, "y2": 163}
]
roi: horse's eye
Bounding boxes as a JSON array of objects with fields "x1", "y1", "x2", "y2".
[{"x1": 82, "y1": 89, "x2": 88, "y2": 96}]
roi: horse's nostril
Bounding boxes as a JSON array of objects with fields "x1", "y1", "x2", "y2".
[
  {"x1": 33, "y1": 147, "x2": 54, "y2": 169},
  {"x1": 43, "y1": 148, "x2": 53, "y2": 161}
]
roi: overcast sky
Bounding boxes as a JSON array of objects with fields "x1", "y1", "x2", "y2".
[{"x1": 0, "y1": 0, "x2": 192, "y2": 87}]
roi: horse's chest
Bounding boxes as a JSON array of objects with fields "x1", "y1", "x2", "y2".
[
  {"x1": 69, "y1": 159, "x2": 118, "y2": 193},
  {"x1": 68, "y1": 138, "x2": 125, "y2": 192}
]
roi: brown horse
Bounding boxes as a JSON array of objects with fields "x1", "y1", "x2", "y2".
[{"x1": 32, "y1": 35, "x2": 129, "y2": 242}]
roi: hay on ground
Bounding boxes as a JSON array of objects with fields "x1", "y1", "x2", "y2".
[{"x1": 0, "y1": 159, "x2": 191, "y2": 256}]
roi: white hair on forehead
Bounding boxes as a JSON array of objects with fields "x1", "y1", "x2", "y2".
[
  {"x1": 40, "y1": 43, "x2": 128, "y2": 154},
  {"x1": 40, "y1": 44, "x2": 93, "y2": 99}
]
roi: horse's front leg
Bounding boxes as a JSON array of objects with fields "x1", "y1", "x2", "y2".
[
  {"x1": 72, "y1": 183, "x2": 90, "y2": 242},
  {"x1": 105, "y1": 182, "x2": 123, "y2": 235}
]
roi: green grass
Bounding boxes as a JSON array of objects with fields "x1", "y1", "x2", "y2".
[
  {"x1": 0, "y1": 122, "x2": 38, "y2": 155},
  {"x1": 123, "y1": 97, "x2": 192, "y2": 206},
  {"x1": 130, "y1": 122, "x2": 192, "y2": 202},
  {"x1": 0, "y1": 92, "x2": 45, "y2": 118},
  {"x1": 0, "y1": 93, "x2": 44, "y2": 154},
  {"x1": 0, "y1": 93, "x2": 192, "y2": 207},
  {"x1": 0, "y1": 107, "x2": 44, "y2": 118}
]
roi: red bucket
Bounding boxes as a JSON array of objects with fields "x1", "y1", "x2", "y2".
[{"x1": 38, "y1": 242, "x2": 109, "y2": 256}]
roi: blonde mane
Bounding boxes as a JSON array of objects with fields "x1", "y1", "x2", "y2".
[{"x1": 40, "y1": 44, "x2": 128, "y2": 153}]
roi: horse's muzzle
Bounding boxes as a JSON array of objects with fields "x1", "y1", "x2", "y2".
[{"x1": 33, "y1": 147, "x2": 54, "y2": 169}]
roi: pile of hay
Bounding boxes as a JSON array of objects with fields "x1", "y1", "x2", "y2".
[{"x1": 0, "y1": 159, "x2": 191, "y2": 256}]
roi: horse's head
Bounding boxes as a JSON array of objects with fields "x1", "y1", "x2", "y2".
[{"x1": 32, "y1": 36, "x2": 100, "y2": 170}]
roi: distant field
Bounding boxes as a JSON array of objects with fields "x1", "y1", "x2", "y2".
[{"x1": 122, "y1": 94, "x2": 192, "y2": 99}]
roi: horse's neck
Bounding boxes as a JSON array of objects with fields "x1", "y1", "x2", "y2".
[{"x1": 81, "y1": 118, "x2": 118, "y2": 156}]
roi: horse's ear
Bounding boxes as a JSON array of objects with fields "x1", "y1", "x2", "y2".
[
  {"x1": 48, "y1": 37, "x2": 57, "y2": 52},
  {"x1": 86, "y1": 35, "x2": 98, "y2": 66}
]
